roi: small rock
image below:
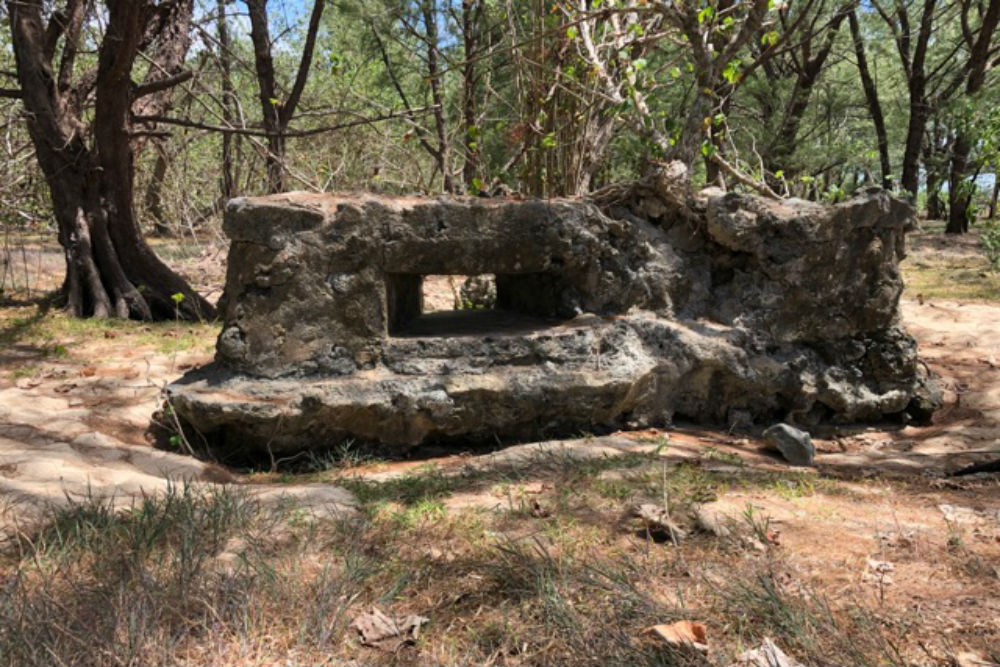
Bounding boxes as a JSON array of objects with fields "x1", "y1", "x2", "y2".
[{"x1": 763, "y1": 423, "x2": 815, "y2": 467}]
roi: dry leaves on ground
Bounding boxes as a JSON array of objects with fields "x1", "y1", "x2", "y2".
[{"x1": 348, "y1": 607, "x2": 429, "y2": 651}]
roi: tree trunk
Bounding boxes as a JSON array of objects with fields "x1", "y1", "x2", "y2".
[
  {"x1": 945, "y1": 0, "x2": 1000, "y2": 233},
  {"x1": 218, "y1": 0, "x2": 237, "y2": 202},
  {"x1": 422, "y1": 0, "x2": 455, "y2": 194},
  {"x1": 145, "y1": 141, "x2": 172, "y2": 236},
  {"x1": 246, "y1": 0, "x2": 324, "y2": 194},
  {"x1": 989, "y1": 176, "x2": 999, "y2": 219},
  {"x1": 848, "y1": 9, "x2": 891, "y2": 189},
  {"x1": 899, "y1": 0, "x2": 937, "y2": 199},
  {"x1": 461, "y1": 0, "x2": 480, "y2": 193},
  {"x1": 946, "y1": 136, "x2": 973, "y2": 234},
  {"x1": 245, "y1": 0, "x2": 284, "y2": 193},
  {"x1": 7, "y1": 0, "x2": 213, "y2": 321}
]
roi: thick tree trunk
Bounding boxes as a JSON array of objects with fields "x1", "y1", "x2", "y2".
[{"x1": 8, "y1": 0, "x2": 213, "y2": 321}]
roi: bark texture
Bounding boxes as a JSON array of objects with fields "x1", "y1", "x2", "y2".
[{"x1": 7, "y1": 0, "x2": 213, "y2": 320}]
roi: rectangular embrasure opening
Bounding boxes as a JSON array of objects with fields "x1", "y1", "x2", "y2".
[{"x1": 386, "y1": 273, "x2": 570, "y2": 337}]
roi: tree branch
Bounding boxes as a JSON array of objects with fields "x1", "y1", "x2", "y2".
[
  {"x1": 0, "y1": 88, "x2": 23, "y2": 99},
  {"x1": 132, "y1": 106, "x2": 438, "y2": 138},
  {"x1": 133, "y1": 70, "x2": 194, "y2": 99},
  {"x1": 709, "y1": 153, "x2": 781, "y2": 199},
  {"x1": 280, "y1": 0, "x2": 325, "y2": 126}
]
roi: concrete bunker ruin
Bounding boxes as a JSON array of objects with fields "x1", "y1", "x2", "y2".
[{"x1": 167, "y1": 171, "x2": 939, "y2": 456}]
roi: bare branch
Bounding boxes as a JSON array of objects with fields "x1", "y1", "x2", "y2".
[
  {"x1": 133, "y1": 70, "x2": 194, "y2": 99},
  {"x1": 132, "y1": 106, "x2": 438, "y2": 138},
  {"x1": 280, "y1": 0, "x2": 325, "y2": 126},
  {"x1": 709, "y1": 153, "x2": 782, "y2": 199}
]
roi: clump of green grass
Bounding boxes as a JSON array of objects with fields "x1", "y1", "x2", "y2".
[
  {"x1": 338, "y1": 450, "x2": 655, "y2": 512},
  {"x1": 0, "y1": 306, "x2": 217, "y2": 357}
]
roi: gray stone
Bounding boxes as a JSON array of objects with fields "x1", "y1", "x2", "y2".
[
  {"x1": 167, "y1": 167, "x2": 938, "y2": 456},
  {"x1": 763, "y1": 423, "x2": 815, "y2": 467}
]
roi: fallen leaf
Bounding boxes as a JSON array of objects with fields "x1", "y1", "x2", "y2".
[
  {"x1": 729, "y1": 637, "x2": 802, "y2": 667},
  {"x1": 103, "y1": 330, "x2": 117, "y2": 339},
  {"x1": 80, "y1": 367, "x2": 97, "y2": 377},
  {"x1": 349, "y1": 607, "x2": 428, "y2": 651},
  {"x1": 644, "y1": 620, "x2": 708, "y2": 653}
]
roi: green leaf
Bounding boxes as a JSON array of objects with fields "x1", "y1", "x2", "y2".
[
  {"x1": 171, "y1": 292, "x2": 185, "y2": 304},
  {"x1": 566, "y1": 26, "x2": 578, "y2": 39},
  {"x1": 698, "y1": 6, "x2": 714, "y2": 23},
  {"x1": 761, "y1": 30, "x2": 779, "y2": 46},
  {"x1": 722, "y1": 60, "x2": 741, "y2": 84},
  {"x1": 541, "y1": 132, "x2": 558, "y2": 149}
]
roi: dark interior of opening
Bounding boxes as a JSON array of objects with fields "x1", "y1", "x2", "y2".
[{"x1": 387, "y1": 272, "x2": 573, "y2": 337}]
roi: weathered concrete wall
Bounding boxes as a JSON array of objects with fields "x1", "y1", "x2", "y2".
[{"x1": 168, "y1": 169, "x2": 938, "y2": 455}]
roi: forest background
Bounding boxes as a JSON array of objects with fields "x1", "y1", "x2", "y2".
[{"x1": 2, "y1": 0, "x2": 1000, "y2": 320}]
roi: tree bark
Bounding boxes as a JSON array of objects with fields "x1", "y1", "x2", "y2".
[
  {"x1": 145, "y1": 140, "x2": 172, "y2": 236},
  {"x1": 848, "y1": 9, "x2": 892, "y2": 189},
  {"x1": 422, "y1": 0, "x2": 455, "y2": 194},
  {"x1": 945, "y1": 0, "x2": 1000, "y2": 233},
  {"x1": 218, "y1": 0, "x2": 237, "y2": 202},
  {"x1": 763, "y1": 6, "x2": 848, "y2": 181},
  {"x1": 990, "y1": 176, "x2": 1000, "y2": 219},
  {"x1": 246, "y1": 0, "x2": 325, "y2": 194},
  {"x1": 7, "y1": 0, "x2": 213, "y2": 320},
  {"x1": 899, "y1": 0, "x2": 937, "y2": 200},
  {"x1": 461, "y1": 0, "x2": 481, "y2": 193}
]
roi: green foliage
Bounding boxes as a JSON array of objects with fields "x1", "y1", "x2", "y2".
[{"x1": 982, "y1": 220, "x2": 1000, "y2": 271}]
